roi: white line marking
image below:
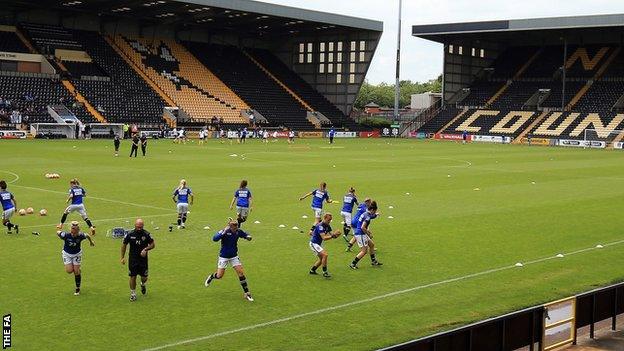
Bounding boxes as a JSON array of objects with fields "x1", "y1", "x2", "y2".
[
  {"x1": 0, "y1": 170, "x2": 20, "y2": 184},
  {"x1": 11, "y1": 184, "x2": 172, "y2": 211},
  {"x1": 142, "y1": 239, "x2": 624, "y2": 351},
  {"x1": 19, "y1": 213, "x2": 173, "y2": 230}
]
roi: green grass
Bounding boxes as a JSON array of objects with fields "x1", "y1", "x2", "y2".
[{"x1": 2, "y1": 138, "x2": 624, "y2": 351}]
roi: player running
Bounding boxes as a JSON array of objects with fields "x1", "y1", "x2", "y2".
[
  {"x1": 349, "y1": 201, "x2": 383, "y2": 269},
  {"x1": 57, "y1": 178, "x2": 95, "y2": 235},
  {"x1": 204, "y1": 220, "x2": 254, "y2": 302},
  {"x1": 113, "y1": 135, "x2": 120, "y2": 157},
  {"x1": 230, "y1": 180, "x2": 252, "y2": 227},
  {"x1": 340, "y1": 187, "x2": 358, "y2": 239},
  {"x1": 288, "y1": 129, "x2": 295, "y2": 144},
  {"x1": 308, "y1": 213, "x2": 341, "y2": 278},
  {"x1": 345, "y1": 198, "x2": 371, "y2": 251},
  {"x1": 299, "y1": 182, "x2": 334, "y2": 227},
  {"x1": 121, "y1": 218, "x2": 155, "y2": 302},
  {"x1": 171, "y1": 179, "x2": 193, "y2": 230},
  {"x1": 1, "y1": 180, "x2": 18, "y2": 234},
  {"x1": 58, "y1": 221, "x2": 94, "y2": 295}
]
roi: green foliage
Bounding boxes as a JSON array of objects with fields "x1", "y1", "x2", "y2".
[
  {"x1": 357, "y1": 116, "x2": 392, "y2": 128},
  {"x1": 355, "y1": 75, "x2": 442, "y2": 109}
]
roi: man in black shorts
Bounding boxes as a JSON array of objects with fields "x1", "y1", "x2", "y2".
[
  {"x1": 114, "y1": 135, "x2": 120, "y2": 157},
  {"x1": 140, "y1": 133, "x2": 148, "y2": 156},
  {"x1": 130, "y1": 134, "x2": 139, "y2": 158},
  {"x1": 120, "y1": 218, "x2": 155, "y2": 302}
]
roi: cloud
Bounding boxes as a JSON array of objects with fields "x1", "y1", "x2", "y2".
[{"x1": 259, "y1": 0, "x2": 624, "y2": 83}]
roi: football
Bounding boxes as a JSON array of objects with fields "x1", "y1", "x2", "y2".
[
  {"x1": 26, "y1": 207, "x2": 34, "y2": 214},
  {"x1": 18, "y1": 209, "x2": 26, "y2": 216},
  {"x1": 39, "y1": 209, "x2": 48, "y2": 216}
]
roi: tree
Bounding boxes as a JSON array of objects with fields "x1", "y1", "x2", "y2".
[{"x1": 354, "y1": 76, "x2": 442, "y2": 109}]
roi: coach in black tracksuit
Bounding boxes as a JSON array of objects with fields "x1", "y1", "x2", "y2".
[
  {"x1": 130, "y1": 134, "x2": 139, "y2": 158},
  {"x1": 140, "y1": 134, "x2": 148, "y2": 156}
]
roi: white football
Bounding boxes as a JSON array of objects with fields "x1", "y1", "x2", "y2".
[
  {"x1": 18, "y1": 209, "x2": 26, "y2": 216},
  {"x1": 39, "y1": 209, "x2": 48, "y2": 216}
]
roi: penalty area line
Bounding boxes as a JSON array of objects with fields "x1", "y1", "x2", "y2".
[{"x1": 141, "y1": 238, "x2": 624, "y2": 351}]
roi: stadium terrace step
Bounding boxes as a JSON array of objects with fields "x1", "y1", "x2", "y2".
[
  {"x1": 242, "y1": 50, "x2": 314, "y2": 112},
  {"x1": 513, "y1": 110, "x2": 549, "y2": 143},
  {"x1": 437, "y1": 108, "x2": 469, "y2": 134},
  {"x1": 61, "y1": 80, "x2": 106, "y2": 123}
]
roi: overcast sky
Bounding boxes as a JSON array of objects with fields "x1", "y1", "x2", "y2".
[{"x1": 259, "y1": 0, "x2": 624, "y2": 84}]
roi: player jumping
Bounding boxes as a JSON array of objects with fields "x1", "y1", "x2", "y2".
[
  {"x1": 349, "y1": 201, "x2": 383, "y2": 269},
  {"x1": 204, "y1": 220, "x2": 254, "y2": 302},
  {"x1": 308, "y1": 213, "x2": 341, "y2": 278},
  {"x1": 57, "y1": 178, "x2": 95, "y2": 235},
  {"x1": 58, "y1": 221, "x2": 94, "y2": 295},
  {"x1": 230, "y1": 180, "x2": 252, "y2": 227},
  {"x1": 0, "y1": 180, "x2": 18, "y2": 234},
  {"x1": 171, "y1": 179, "x2": 193, "y2": 230}
]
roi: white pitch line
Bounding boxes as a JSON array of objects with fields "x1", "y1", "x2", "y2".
[
  {"x1": 18, "y1": 213, "x2": 173, "y2": 230},
  {"x1": 141, "y1": 239, "x2": 624, "y2": 351},
  {"x1": 0, "y1": 170, "x2": 20, "y2": 184},
  {"x1": 11, "y1": 184, "x2": 172, "y2": 212}
]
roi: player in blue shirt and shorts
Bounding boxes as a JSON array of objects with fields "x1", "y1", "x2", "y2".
[
  {"x1": 204, "y1": 220, "x2": 254, "y2": 302},
  {"x1": 172, "y1": 179, "x2": 193, "y2": 230},
  {"x1": 58, "y1": 221, "x2": 95, "y2": 295},
  {"x1": 230, "y1": 180, "x2": 252, "y2": 227},
  {"x1": 299, "y1": 182, "x2": 334, "y2": 227},
  {"x1": 57, "y1": 178, "x2": 95, "y2": 235},
  {"x1": 308, "y1": 213, "x2": 341, "y2": 278},
  {"x1": 345, "y1": 198, "x2": 371, "y2": 251},
  {"x1": 349, "y1": 201, "x2": 383, "y2": 269},
  {"x1": 0, "y1": 180, "x2": 18, "y2": 234},
  {"x1": 340, "y1": 187, "x2": 358, "y2": 241}
]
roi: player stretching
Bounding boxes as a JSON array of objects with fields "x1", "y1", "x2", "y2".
[
  {"x1": 230, "y1": 180, "x2": 252, "y2": 227},
  {"x1": 299, "y1": 182, "x2": 333, "y2": 228},
  {"x1": 1, "y1": 180, "x2": 19, "y2": 234},
  {"x1": 309, "y1": 213, "x2": 341, "y2": 278},
  {"x1": 204, "y1": 220, "x2": 254, "y2": 302},
  {"x1": 349, "y1": 201, "x2": 383, "y2": 269},
  {"x1": 345, "y1": 198, "x2": 371, "y2": 251},
  {"x1": 58, "y1": 221, "x2": 94, "y2": 295},
  {"x1": 340, "y1": 187, "x2": 358, "y2": 241},
  {"x1": 171, "y1": 179, "x2": 193, "y2": 230},
  {"x1": 121, "y1": 218, "x2": 155, "y2": 302},
  {"x1": 57, "y1": 178, "x2": 95, "y2": 235}
]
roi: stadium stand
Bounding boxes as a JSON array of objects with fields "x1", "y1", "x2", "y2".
[
  {"x1": 112, "y1": 35, "x2": 248, "y2": 124},
  {"x1": 246, "y1": 48, "x2": 356, "y2": 129},
  {"x1": 185, "y1": 42, "x2": 315, "y2": 130},
  {"x1": 70, "y1": 30, "x2": 167, "y2": 125},
  {"x1": 415, "y1": 107, "x2": 462, "y2": 134},
  {"x1": 0, "y1": 30, "x2": 29, "y2": 53},
  {"x1": 19, "y1": 22, "x2": 82, "y2": 53}
]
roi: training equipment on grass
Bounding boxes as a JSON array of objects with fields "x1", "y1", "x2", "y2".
[
  {"x1": 107, "y1": 227, "x2": 127, "y2": 239},
  {"x1": 26, "y1": 207, "x2": 34, "y2": 214},
  {"x1": 39, "y1": 209, "x2": 47, "y2": 216},
  {"x1": 18, "y1": 209, "x2": 26, "y2": 216}
]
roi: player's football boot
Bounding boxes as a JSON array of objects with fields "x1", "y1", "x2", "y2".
[
  {"x1": 130, "y1": 293, "x2": 137, "y2": 302},
  {"x1": 141, "y1": 284, "x2": 147, "y2": 295},
  {"x1": 244, "y1": 293, "x2": 254, "y2": 302}
]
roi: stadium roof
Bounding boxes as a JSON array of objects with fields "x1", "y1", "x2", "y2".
[
  {"x1": 4, "y1": 0, "x2": 383, "y2": 36},
  {"x1": 413, "y1": 13, "x2": 624, "y2": 44}
]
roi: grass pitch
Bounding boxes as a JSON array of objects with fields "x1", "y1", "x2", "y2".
[{"x1": 2, "y1": 138, "x2": 624, "y2": 351}]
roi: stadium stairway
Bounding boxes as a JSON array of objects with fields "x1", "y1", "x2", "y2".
[
  {"x1": 103, "y1": 36, "x2": 176, "y2": 109},
  {"x1": 61, "y1": 80, "x2": 106, "y2": 123},
  {"x1": 512, "y1": 110, "x2": 549, "y2": 143},
  {"x1": 566, "y1": 47, "x2": 622, "y2": 111},
  {"x1": 14, "y1": 27, "x2": 37, "y2": 54},
  {"x1": 243, "y1": 50, "x2": 314, "y2": 113},
  {"x1": 437, "y1": 108, "x2": 469, "y2": 134}
]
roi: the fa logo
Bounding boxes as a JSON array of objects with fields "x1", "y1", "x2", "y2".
[{"x1": 2, "y1": 314, "x2": 11, "y2": 349}]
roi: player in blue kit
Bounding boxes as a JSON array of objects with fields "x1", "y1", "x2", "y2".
[
  {"x1": 340, "y1": 187, "x2": 358, "y2": 240},
  {"x1": 345, "y1": 198, "x2": 372, "y2": 251},
  {"x1": 171, "y1": 179, "x2": 193, "y2": 230},
  {"x1": 349, "y1": 201, "x2": 383, "y2": 269},
  {"x1": 57, "y1": 221, "x2": 95, "y2": 295},
  {"x1": 0, "y1": 180, "x2": 19, "y2": 234},
  {"x1": 57, "y1": 179, "x2": 95, "y2": 235},
  {"x1": 308, "y1": 213, "x2": 341, "y2": 278},
  {"x1": 204, "y1": 220, "x2": 254, "y2": 302},
  {"x1": 299, "y1": 182, "x2": 334, "y2": 227},
  {"x1": 230, "y1": 180, "x2": 253, "y2": 227}
]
